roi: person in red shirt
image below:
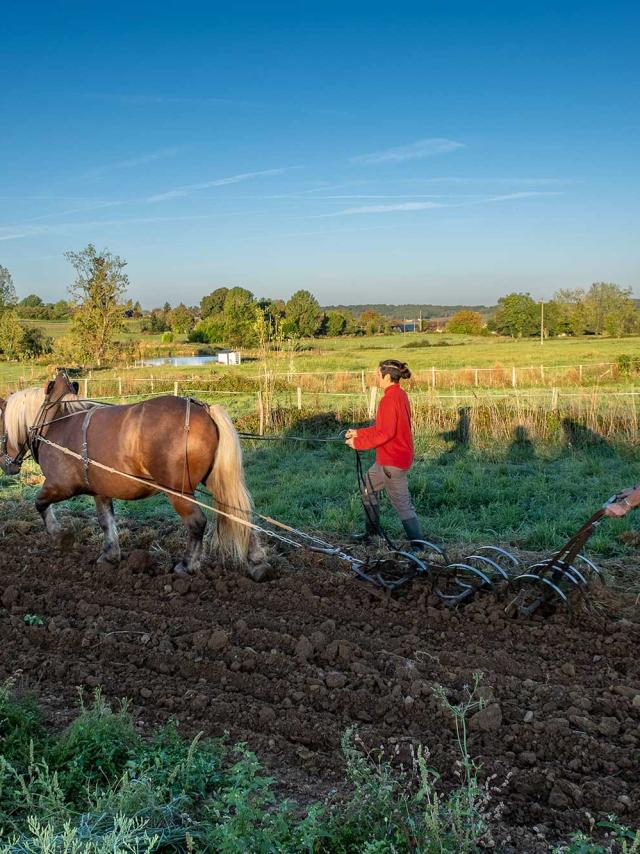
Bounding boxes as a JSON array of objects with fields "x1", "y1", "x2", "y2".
[{"x1": 345, "y1": 359, "x2": 424, "y2": 545}]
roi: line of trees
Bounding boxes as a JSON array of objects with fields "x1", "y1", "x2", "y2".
[
  {"x1": 445, "y1": 284, "x2": 640, "y2": 338},
  {"x1": 2, "y1": 243, "x2": 639, "y2": 369},
  {"x1": 186, "y1": 288, "x2": 391, "y2": 347}
]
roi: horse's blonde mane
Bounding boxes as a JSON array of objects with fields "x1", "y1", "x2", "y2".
[{"x1": 4, "y1": 387, "x2": 91, "y2": 449}]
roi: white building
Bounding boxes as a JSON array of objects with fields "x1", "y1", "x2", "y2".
[{"x1": 216, "y1": 350, "x2": 241, "y2": 365}]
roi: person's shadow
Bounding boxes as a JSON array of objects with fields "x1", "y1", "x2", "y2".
[
  {"x1": 439, "y1": 406, "x2": 471, "y2": 461},
  {"x1": 561, "y1": 418, "x2": 615, "y2": 456},
  {"x1": 506, "y1": 424, "x2": 537, "y2": 462}
]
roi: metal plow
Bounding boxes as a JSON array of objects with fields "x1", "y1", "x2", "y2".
[
  {"x1": 505, "y1": 510, "x2": 606, "y2": 617},
  {"x1": 351, "y1": 504, "x2": 613, "y2": 616}
]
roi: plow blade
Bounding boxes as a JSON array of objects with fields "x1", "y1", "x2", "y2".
[{"x1": 433, "y1": 562, "x2": 494, "y2": 605}]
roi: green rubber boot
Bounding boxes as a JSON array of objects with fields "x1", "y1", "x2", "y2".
[{"x1": 402, "y1": 516, "x2": 424, "y2": 545}]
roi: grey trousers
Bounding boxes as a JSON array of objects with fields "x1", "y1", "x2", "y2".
[{"x1": 361, "y1": 463, "x2": 417, "y2": 522}]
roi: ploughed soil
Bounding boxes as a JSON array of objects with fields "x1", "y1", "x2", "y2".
[{"x1": 1, "y1": 508, "x2": 639, "y2": 851}]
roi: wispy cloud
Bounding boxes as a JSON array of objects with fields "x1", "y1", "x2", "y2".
[
  {"x1": 0, "y1": 208, "x2": 278, "y2": 241},
  {"x1": 350, "y1": 138, "x2": 465, "y2": 165},
  {"x1": 400, "y1": 177, "x2": 568, "y2": 186},
  {"x1": 147, "y1": 167, "x2": 294, "y2": 202},
  {"x1": 85, "y1": 147, "x2": 181, "y2": 179},
  {"x1": 329, "y1": 201, "x2": 444, "y2": 216},
  {"x1": 484, "y1": 191, "x2": 563, "y2": 202},
  {"x1": 327, "y1": 191, "x2": 562, "y2": 217}
]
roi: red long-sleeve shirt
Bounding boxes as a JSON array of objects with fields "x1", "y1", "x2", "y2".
[{"x1": 352, "y1": 383, "x2": 414, "y2": 469}]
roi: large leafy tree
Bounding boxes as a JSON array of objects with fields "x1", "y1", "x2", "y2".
[
  {"x1": 0, "y1": 310, "x2": 23, "y2": 358},
  {"x1": 169, "y1": 303, "x2": 195, "y2": 335},
  {"x1": 489, "y1": 292, "x2": 539, "y2": 338},
  {"x1": 200, "y1": 287, "x2": 229, "y2": 319},
  {"x1": 223, "y1": 287, "x2": 257, "y2": 347},
  {"x1": 446, "y1": 310, "x2": 485, "y2": 335},
  {"x1": 583, "y1": 282, "x2": 638, "y2": 336},
  {"x1": 0, "y1": 265, "x2": 17, "y2": 312},
  {"x1": 552, "y1": 288, "x2": 588, "y2": 335},
  {"x1": 65, "y1": 244, "x2": 129, "y2": 366},
  {"x1": 359, "y1": 309, "x2": 389, "y2": 335},
  {"x1": 285, "y1": 290, "x2": 323, "y2": 337}
]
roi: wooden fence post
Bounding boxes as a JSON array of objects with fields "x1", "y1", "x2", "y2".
[
  {"x1": 173, "y1": 381, "x2": 179, "y2": 396},
  {"x1": 474, "y1": 369, "x2": 479, "y2": 387},
  {"x1": 297, "y1": 387, "x2": 302, "y2": 410},
  {"x1": 579, "y1": 364, "x2": 583, "y2": 382},
  {"x1": 118, "y1": 377, "x2": 123, "y2": 396},
  {"x1": 360, "y1": 370, "x2": 365, "y2": 393},
  {"x1": 540, "y1": 365, "x2": 545, "y2": 383},
  {"x1": 512, "y1": 366, "x2": 517, "y2": 388},
  {"x1": 83, "y1": 378, "x2": 88, "y2": 398},
  {"x1": 257, "y1": 391, "x2": 265, "y2": 435},
  {"x1": 368, "y1": 386, "x2": 377, "y2": 419},
  {"x1": 431, "y1": 366, "x2": 436, "y2": 388},
  {"x1": 551, "y1": 387, "x2": 559, "y2": 411}
]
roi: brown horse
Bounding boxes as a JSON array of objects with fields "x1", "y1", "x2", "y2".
[{"x1": 0, "y1": 370, "x2": 267, "y2": 577}]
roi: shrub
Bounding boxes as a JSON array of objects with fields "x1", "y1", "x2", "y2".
[{"x1": 48, "y1": 691, "x2": 141, "y2": 805}]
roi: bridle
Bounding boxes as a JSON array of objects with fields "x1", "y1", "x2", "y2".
[{"x1": 1, "y1": 369, "x2": 77, "y2": 472}]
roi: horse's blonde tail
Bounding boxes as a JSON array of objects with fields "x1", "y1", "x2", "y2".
[{"x1": 205, "y1": 404, "x2": 253, "y2": 565}]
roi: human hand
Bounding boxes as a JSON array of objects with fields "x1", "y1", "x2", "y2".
[
  {"x1": 345, "y1": 436, "x2": 356, "y2": 449},
  {"x1": 345, "y1": 429, "x2": 358, "y2": 439},
  {"x1": 604, "y1": 501, "x2": 630, "y2": 518}
]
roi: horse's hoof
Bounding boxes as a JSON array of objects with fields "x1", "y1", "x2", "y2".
[
  {"x1": 96, "y1": 554, "x2": 120, "y2": 569},
  {"x1": 173, "y1": 562, "x2": 190, "y2": 576},
  {"x1": 55, "y1": 530, "x2": 75, "y2": 551},
  {"x1": 247, "y1": 562, "x2": 271, "y2": 583}
]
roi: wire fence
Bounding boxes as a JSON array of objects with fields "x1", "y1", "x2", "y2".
[{"x1": 3, "y1": 359, "x2": 633, "y2": 400}]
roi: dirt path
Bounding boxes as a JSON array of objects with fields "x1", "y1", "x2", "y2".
[{"x1": 1, "y1": 512, "x2": 639, "y2": 849}]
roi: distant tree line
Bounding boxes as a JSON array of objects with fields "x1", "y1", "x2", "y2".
[
  {"x1": 2, "y1": 244, "x2": 639, "y2": 368},
  {"x1": 444, "y1": 284, "x2": 640, "y2": 338},
  {"x1": 185, "y1": 288, "x2": 393, "y2": 347},
  {"x1": 325, "y1": 302, "x2": 491, "y2": 319}
]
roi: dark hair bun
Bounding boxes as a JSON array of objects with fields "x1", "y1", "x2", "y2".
[{"x1": 378, "y1": 359, "x2": 411, "y2": 382}]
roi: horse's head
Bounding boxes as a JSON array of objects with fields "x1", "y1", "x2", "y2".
[
  {"x1": 0, "y1": 396, "x2": 22, "y2": 476},
  {"x1": 45, "y1": 368, "x2": 80, "y2": 404}
]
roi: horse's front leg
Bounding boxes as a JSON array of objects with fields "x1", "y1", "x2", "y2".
[
  {"x1": 167, "y1": 496, "x2": 206, "y2": 575},
  {"x1": 94, "y1": 496, "x2": 121, "y2": 567},
  {"x1": 35, "y1": 481, "x2": 75, "y2": 550}
]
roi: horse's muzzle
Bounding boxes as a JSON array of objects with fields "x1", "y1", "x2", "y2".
[{"x1": 0, "y1": 456, "x2": 22, "y2": 477}]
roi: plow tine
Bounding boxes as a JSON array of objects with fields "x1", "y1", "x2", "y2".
[
  {"x1": 508, "y1": 572, "x2": 570, "y2": 616},
  {"x1": 473, "y1": 545, "x2": 521, "y2": 567},
  {"x1": 529, "y1": 561, "x2": 587, "y2": 590},
  {"x1": 574, "y1": 554, "x2": 604, "y2": 582},
  {"x1": 434, "y1": 562, "x2": 494, "y2": 605},
  {"x1": 410, "y1": 539, "x2": 450, "y2": 565},
  {"x1": 561, "y1": 563, "x2": 589, "y2": 589},
  {"x1": 465, "y1": 554, "x2": 511, "y2": 583}
]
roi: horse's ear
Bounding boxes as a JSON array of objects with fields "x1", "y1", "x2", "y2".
[
  {"x1": 45, "y1": 381, "x2": 54, "y2": 395},
  {"x1": 71, "y1": 382, "x2": 79, "y2": 395}
]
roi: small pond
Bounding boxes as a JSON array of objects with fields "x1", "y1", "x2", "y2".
[{"x1": 141, "y1": 356, "x2": 217, "y2": 367}]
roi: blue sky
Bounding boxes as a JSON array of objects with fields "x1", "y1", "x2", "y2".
[{"x1": 1, "y1": 1, "x2": 638, "y2": 306}]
